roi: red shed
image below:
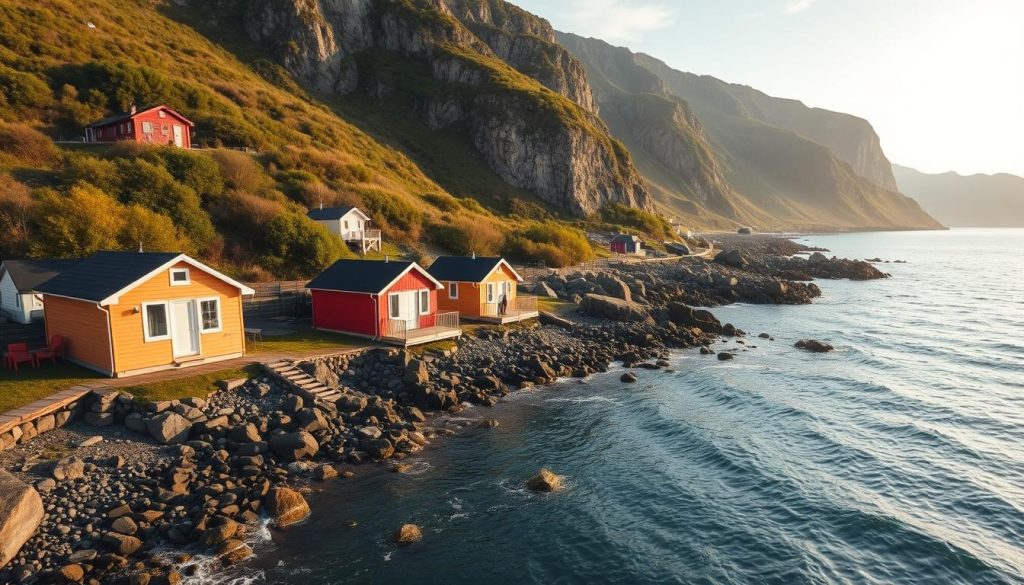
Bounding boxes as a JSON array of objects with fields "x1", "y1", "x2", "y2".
[
  {"x1": 85, "y1": 104, "x2": 194, "y2": 149},
  {"x1": 306, "y1": 259, "x2": 462, "y2": 347}
]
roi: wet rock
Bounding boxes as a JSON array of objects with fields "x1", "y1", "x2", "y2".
[
  {"x1": 216, "y1": 539, "x2": 252, "y2": 565},
  {"x1": 717, "y1": 352, "x2": 735, "y2": 361},
  {"x1": 392, "y1": 523, "x2": 423, "y2": 546},
  {"x1": 313, "y1": 464, "x2": 338, "y2": 481},
  {"x1": 103, "y1": 532, "x2": 142, "y2": 555},
  {"x1": 795, "y1": 339, "x2": 834, "y2": 353},
  {"x1": 620, "y1": 372, "x2": 637, "y2": 383},
  {"x1": 525, "y1": 468, "x2": 563, "y2": 492},
  {"x1": 264, "y1": 487, "x2": 310, "y2": 527}
]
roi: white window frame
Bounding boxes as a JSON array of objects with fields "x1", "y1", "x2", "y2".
[
  {"x1": 159, "y1": 110, "x2": 167, "y2": 118},
  {"x1": 448, "y1": 282, "x2": 458, "y2": 299},
  {"x1": 419, "y1": 289, "x2": 430, "y2": 315},
  {"x1": 198, "y1": 297, "x2": 222, "y2": 333},
  {"x1": 169, "y1": 268, "x2": 190, "y2": 286},
  {"x1": 142, "y1": 301, "x2": 171, "y2": 342},
  {"x1": 486, "y1": 282, "x2": 495, "y2": 303},
  {"x1": 388, "y1": 293, "x2": 400, "y2": 319},
  {"x1": 142, "y1": 121, "x2": 153, "y2": 133}
]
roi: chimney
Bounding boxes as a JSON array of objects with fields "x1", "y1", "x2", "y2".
[
  {"x1": 138, "y1": 240, "x2": 143, "y2": 253},
  {"x1": 472, "y1": 251, "x2": 476, "y2": 260},
  {"x1": 129, "y1": 103, "x2": 137, "y2": 115},
  {"x1": 385, "y1": 255, "x2": 389, "y2": 263}
]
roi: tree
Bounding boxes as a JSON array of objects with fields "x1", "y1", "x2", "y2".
[
  {"x1": 32, "y1": 184, "x2": 123, "y2": 257},
  {"x1": 0, "y1": 174, "x2": 35, "y2": 256},
  {"x1": 143, "y1": 147, "x2": 225, "y2": 202},
  {"x1": 115, "y1": 158, "x2": 215, "y2": 250},
  {"x1": 118, "y1": 205, "x2": 186, "y2": 254},
  {"x1": 260, "y1": 213, "x2": 348, "y2": 278}
]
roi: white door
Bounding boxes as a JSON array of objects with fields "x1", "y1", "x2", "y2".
[
  {"x1": 172, "y1": 125, "x2": 183, "y2": 147},
  {"x1": 399, "y1": 291, "x2": 418, "y2": 331},
  {"x1": 170, "y1": 300, "x2": 199, "y2": 357}
]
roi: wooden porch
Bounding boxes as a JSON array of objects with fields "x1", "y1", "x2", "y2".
[
  {"x1": 472, "y1": 295, "x2": 539, "y2": 324},
  {"x1": 381, "y1": 311, "x2": 461, "y2": 347},
  {"x1": 341, "y1": 229, "x2": 382, "y2": 254}
]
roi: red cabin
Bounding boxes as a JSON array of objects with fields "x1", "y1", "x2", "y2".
[
  {"x1": 306, "y1": 259, "x2": 462, "y2": 347},
  {"x1": 85, "y1": 105, "x2": 194, "y2": 149}
]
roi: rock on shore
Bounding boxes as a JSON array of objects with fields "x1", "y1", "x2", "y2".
[{"x1": 0, "y1": 470, "x2": 43, "y2": 567}]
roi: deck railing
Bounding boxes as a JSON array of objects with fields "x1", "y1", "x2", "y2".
[
  {"x1": 480, "y1": 295, "x2": 539, "y2": 318},
  {"x1": 384, "y1": 311, "x2": 460, "y2": 340},
  {"x1": 341, "y1": 229, "x2": 382, "y2": 242}
]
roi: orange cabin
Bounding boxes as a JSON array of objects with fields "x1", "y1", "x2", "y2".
[
  {"x1": 428, "y1": 256, "x2": 539, "y2": 324},
  {"x1": 36, "y1": 252, "x2": 254, "y2": 378}
]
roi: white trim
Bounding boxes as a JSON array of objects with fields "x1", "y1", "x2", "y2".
[
  {"x1": 142, "y1": 301, "x2": 171, "y2": 342},
  {"x1": 387, "y1": 292, "x2": 401, "y2": 319},
  {"x1": 169, "y1": 267, "x2": 191, "y2": 286},
  {"x1": 376, "y1": 262, "x2": 444, "y2": 294},
  {"x1": 197, "y1": 296, "x2": 223, "y2": 333},
  {"x1": 448, "y1": 282, "x2": 458, "y2": 299},
  {"x1": 100, "y1": 254, "x2": 255, "y2": 305},
  {"x1": 418, "y1": 289, "x2": 430, "y2": 315},
  {"x1": 486, "y1": 282, "x2": 496, "y2": 303}
]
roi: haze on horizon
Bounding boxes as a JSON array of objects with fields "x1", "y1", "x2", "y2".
[{"x1": 512, "y1": 0, "x2": 1024, "y2": 178}]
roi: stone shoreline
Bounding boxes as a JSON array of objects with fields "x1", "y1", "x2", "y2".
[{"x1": 0, "y1": 236, "x2": 887, "y2": 584}]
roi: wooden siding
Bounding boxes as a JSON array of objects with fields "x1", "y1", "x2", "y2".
[
  {"x1": 436, "y1": 263, "x2": 518, "y2": 318},
  {"x1": 312, "y1": 290, "x2": 377, "y2": 337},
  {"x1": 108, "y1": 261, "x2": 244, "y2": 373},
  {"x1": 42, "y1": 295, "x2": 112, "y2": 374},
  {"x1": 377, "y1": 269, "x2": 437, "y2": 332}
]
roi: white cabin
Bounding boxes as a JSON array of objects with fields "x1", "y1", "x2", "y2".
[
  {"x1": 0, "y1": 259, "x2": 78, "y2": 324},
  {"x1": 306, "y1": 206, "x2": 381, "y2": 253}
]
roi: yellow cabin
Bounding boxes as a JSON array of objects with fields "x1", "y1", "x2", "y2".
[
  {"x1": 427, "y1": 256, "x2": 538, "y2": 324},
  {"x1": 36, "y1": 252, "x2": 254, "y2": 378}
]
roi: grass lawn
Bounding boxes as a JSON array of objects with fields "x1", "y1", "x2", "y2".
[
  {"x1": 0, "y1": 362, "x2": 102, "y2": 413},
  {"x1": 539, "y1": 297, "x2": 579, "y2": 317},
  {"x1": 122, "y1": 365, "x2": 260, "y2": 403},
  {"x1": 252, "y1": 329, "x2": 369, "y2": 355}
]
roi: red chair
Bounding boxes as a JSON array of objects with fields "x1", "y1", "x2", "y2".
[
  {"x1": 32, "y1": 335, "x2": 66, "y2": 367},
  {"x1": 4, "y1": 343, "x2": 33, "y2": 372}
]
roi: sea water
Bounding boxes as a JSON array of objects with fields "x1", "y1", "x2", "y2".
[{"x1": 204, "y1": 229, "x2": 1024, "y2": 585}]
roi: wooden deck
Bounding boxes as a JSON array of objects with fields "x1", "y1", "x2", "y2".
[
  {"x1": 469, "y1": 309, "x2": 540, "y2": 325},
  {"x1": 380, "y1": 325, "x2": 462, "y2": 347}
]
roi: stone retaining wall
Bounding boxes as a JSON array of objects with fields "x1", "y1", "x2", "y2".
[{"x1": 0, "y1": 386, "x2": 117, "y2": 450}]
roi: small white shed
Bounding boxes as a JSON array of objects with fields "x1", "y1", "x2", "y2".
[
  {"x1": 306, "y1": 206, "x2": 381, "y2": 253},
  {"x1": 0, "y1": 259, "x2": 79, "y2": 324}
]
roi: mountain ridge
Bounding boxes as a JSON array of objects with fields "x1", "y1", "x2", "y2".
[{"x1": 893, "y1": 164, "x2": 1024, "y2": 227}]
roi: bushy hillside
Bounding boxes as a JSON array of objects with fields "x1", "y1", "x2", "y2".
[{"x1": 0, "y1": 0, "x2": 672, "y2": 276}]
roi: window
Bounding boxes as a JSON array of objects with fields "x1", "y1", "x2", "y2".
[
  {"x1": 343, "y1": 220, "x2": 349, "y2": 229},
  {"x1": 142, "y1": 121, "x2": 153, "y2": 133},
  {"x1": 170, "y1": 268, "x2": 190, "y2": 286},
  {"x1": 143, "y1": 303, "x2": 170, "y2": 341},
  {"x1": 161, "y1": 124, "x2": 169, "y2": 135},
  {"x1": 159, "y1": 110, "x2": 167, "y2": 118},
  {"x1": 419, "y1": 290, "x2": 430, "y2": 315},
  {"x1": 388, "y1": 294, "x2": 400, "y2": 319},
  {"x1": 448, "y1": 282, "x2": 458, "y2": 299},
  {"x1": 199, "y1": 298, "x2": 221, "y2": 332},
  {"x1": 14, "y1": 293, "x2": 20, "y2": 308},
  {"x1": 486, "y1": 283, "x2": 495, "y2": 303}
]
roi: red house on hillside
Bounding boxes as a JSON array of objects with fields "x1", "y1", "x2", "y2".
[
  {"x1": 85, "y1": 105, "x2": 194, "y2": 149},
  {"x1": 306, "y1": 259, "x2": 462, "y2": 347}
]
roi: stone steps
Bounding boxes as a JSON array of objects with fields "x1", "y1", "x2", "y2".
[{"x1": 261, "y1": 359, "x2": 341, "y2": 406}]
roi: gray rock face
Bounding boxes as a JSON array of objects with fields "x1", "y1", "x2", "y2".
[
  {"x1": 146, "y1": 412, "x2": 193, "y2": 445},
  {"x1": 233, "y1": 0, "x2": 652, "y2": 218},
  {"x1": 0, "y1": 470, "x2": 43, "y2": 567},
  {"x1": 580, "y1": 294, "x2": 651, "y2": 323}
]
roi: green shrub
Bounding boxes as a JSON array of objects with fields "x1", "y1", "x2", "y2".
[
  {"x1": 503, "y1": 221, "x2": 592, "y2": 267},
  {"x1": 258, "y1": 213, "x2": 350, "y2": 278},
  {"x1": 423, "y1": 192, "x2": 460, "y2": 212},
  {"x1": 508, "y1": 198, "x2": 551, "y2": 220},
  {"x1": 31, "y1": 184, "x2": 124, "y2": 257},
  {"x1": 429, "y1": 216, "x2": 504, "y2": 255},
  {"x1": 599, "y1": 203, "x2": 672, "y2": 239},
  {"x1": 0, "y1": 122, "x2": 57, "y2": 165},
  {"x1": 0, "y1": 65, "x2": 52, "y2": 115},
  {"x1": 141, "y1": 147, "x2": 225, "y2": 202},
  {"x1": 114, "y1": 158, "x2": 214, "y2": 251},
  {"x1": 358, "y1": 188, "x2": 422, "y2": 240}
]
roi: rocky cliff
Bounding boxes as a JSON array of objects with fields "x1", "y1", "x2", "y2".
[
  {"x1": 558, "y1": 33, "x2": 749, "y2": 225},
  {"x1": 230, "y1": 0, "x2": 646, "y2": 216}
]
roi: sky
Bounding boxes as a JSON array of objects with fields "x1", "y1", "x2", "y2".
[{"x1": 511, "y1": 0, "x2": 1024, "y2": 177}]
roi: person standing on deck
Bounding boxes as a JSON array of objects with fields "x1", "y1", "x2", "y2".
[{"x1": 499, "y1": 293, "x2": 508, "y2": 316}]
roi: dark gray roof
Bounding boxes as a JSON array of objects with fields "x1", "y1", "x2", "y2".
[
  {"x1": 428, "y1": 256, "x2": 506, "y2": 283},
  {"x1": 0, "y1": 259, "x2": 80, "y2": 293},
  {"x1": 611, "y1": 234, "x2": 641, "y2": 243},
  {"x1": 306, "y1": 260, "x2": 426, "y2": 294},
  {"x1": 307, "y1": 206, "x2": 357, "y2": 221},
  {"x1": 35, "y1": 252, "x2": 181, "y2": 302}
]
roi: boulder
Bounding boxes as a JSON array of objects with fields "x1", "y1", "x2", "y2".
[
  {"x1": 52, "y1": 456, "x2": 86, "y2": 481},
  {"x1": 534, "y1": 281, "x2": 559, "y2": 299},
  {"x1": 666, "y1": 302, "x2": 723, "y2": 334},
  {"x1": 282, "y1": 395, "x2": 303, "y2": 415},
  {"x1": 216, "y1": 539, "x2": 252, "y2": 565},
  {"x1": 620, "y1": 373, "x2": 637, "y2": 383},
  {"x1": 714, "y1": 249, "x2": 748, "y2": 269},
  {"x1": 103, "y1": 532, "x2": 142, "y2": 555},
  {"x1": 392, "y1": 524, "x2": 423, "y2": 546},
  {"x1": 596, "y1": 274, "x2": 632, "y2": 302},
  {"x1": 269, "y1": 431, "x2": 319, "y2": 461},
  {"x1": 313, "y1": 464, "x2": 338, "y2": 481},
  {"x1": 111, "y1": 516, "x2": 138, "y2": 535},
  {"x1": 580, "y1": 294, "x2": 651, "y2": 323},
  {"x1": 201, "y1": 517, "x2": 239, "y2": 546},
  {"x1": 404, "y1": 359, "x2": 429, "y2": 386},
  {"x1": 217, "y1": 378, "x2": 248, "y2": 391},
  {"x1": 526, "y1": 468, "x2": 563, "y2": 492},
  {"x1": 335, "y1": 393, "x2": 368, "y2": 413},
  {"x1": 264, "y1": 487, "x2": 310, "y2": 527},
  {"x1": 807, "y1": 251, "x2": 828, "y2": 264},
  {"x1": 795, "y1": 339, "x2": 834, "y2": 353},
  {"x1": 58, "y1": 564, "x2": 85, "y2": 582},
  {"x1": 229, "y1": 423, "x2": 262, "y2": 443},
  {"x1": 0, "y1": 470, "x2": 43, "y2": 567},
  {"x1": 146, "y1": 412, "x2": 193, "y2": 445},
  {"x1": 717, "y1": 352, "x2": 735, "y2": 361}
]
